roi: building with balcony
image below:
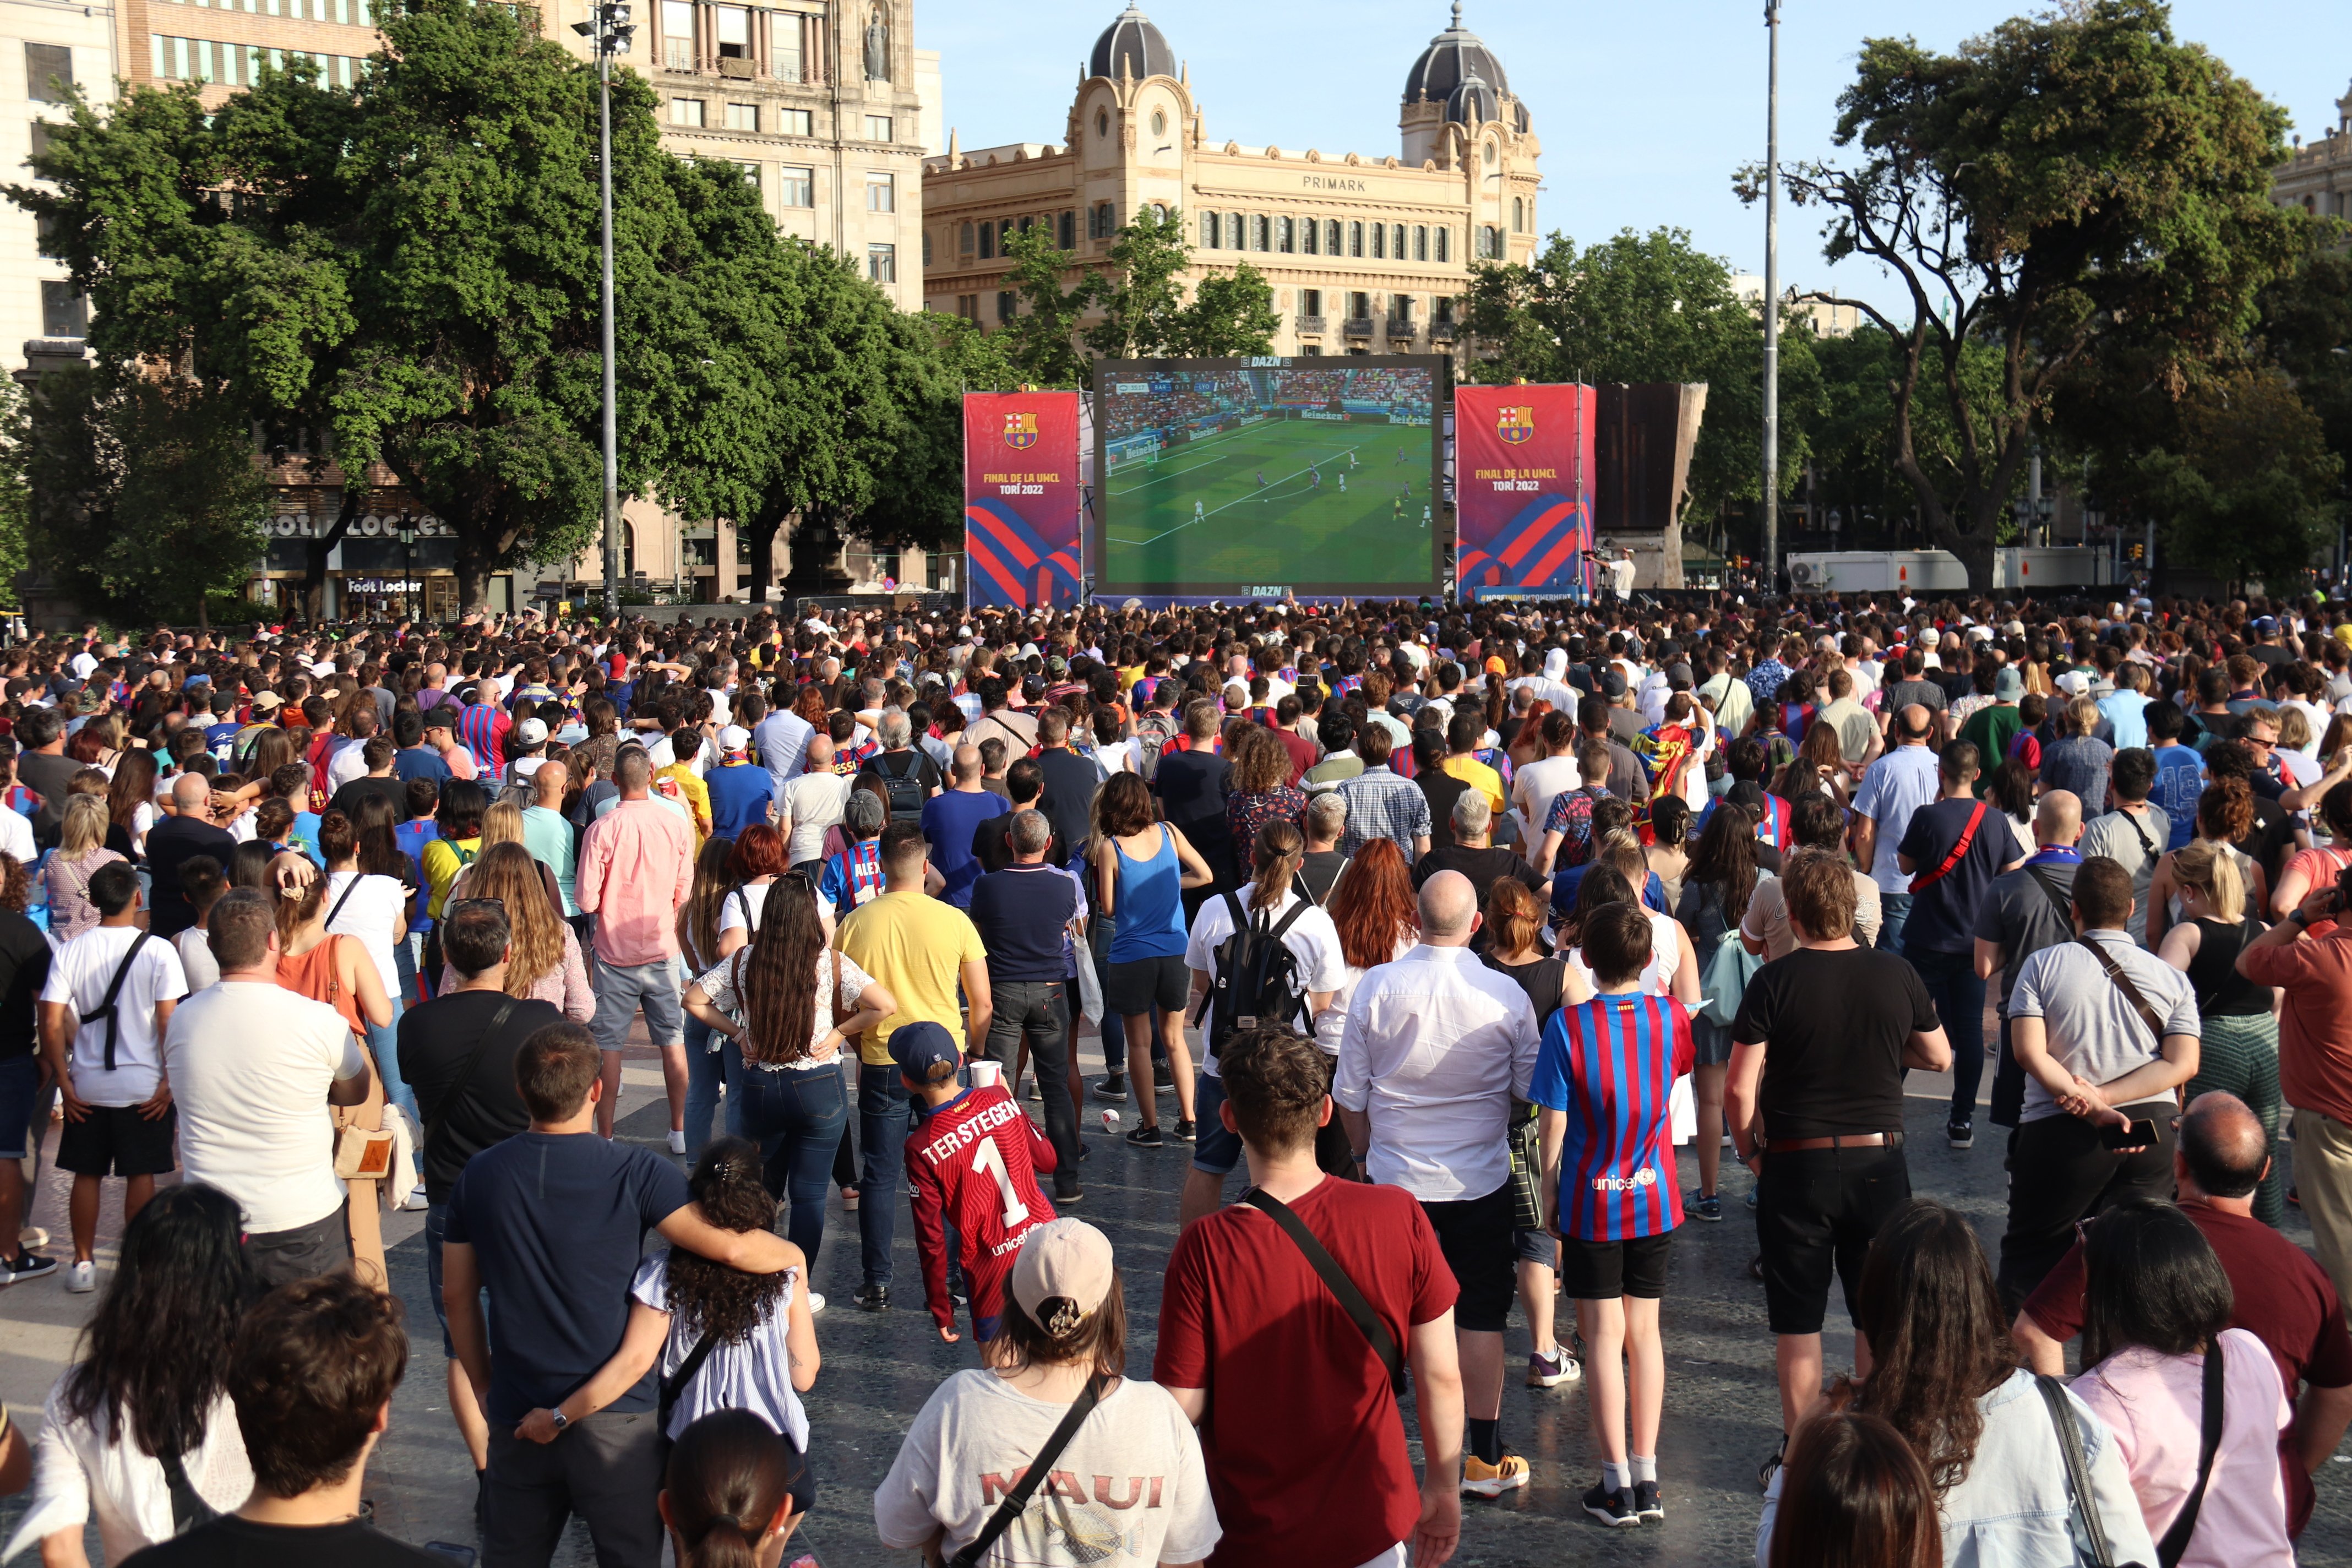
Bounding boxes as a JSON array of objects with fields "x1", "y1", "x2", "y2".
[
  {"x1": 921, "y1": 0, "x2": 1539, "y2": 359},
  {"x1": 2275, "y1": 80, "x2": 2352, "y2": 230}
]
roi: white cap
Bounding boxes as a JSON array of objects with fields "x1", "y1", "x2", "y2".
[{"x1": 718, "y1": 724, "x2": 752, "y2": 751}]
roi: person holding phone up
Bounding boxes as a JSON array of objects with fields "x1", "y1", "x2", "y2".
[{"x1": 1996, "y1": 856, "x2": 2202, "y2": 1309}]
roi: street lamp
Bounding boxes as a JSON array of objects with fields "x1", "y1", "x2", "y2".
[
  {"x1": 573, "y1": 2, "x2": 635, "y2": 620},
  {"x1": 1761, "y1": 0, "x2": 1781, "y2": 598}
]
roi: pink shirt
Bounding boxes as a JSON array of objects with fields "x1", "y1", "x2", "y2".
[
  {"x1": 2071, "y1": 1327, "x2": 2294, "y2": 1568},
  {"x1": 575, "y1": 797, "x2": 694, "y2": 967}
]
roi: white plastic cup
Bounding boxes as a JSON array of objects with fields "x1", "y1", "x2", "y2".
[
  {"x1": 968, "y1": 1060, "x2": 1003, "y2": 1090},
  {"x1": 1101, "y1": 1109, "x2": 1121, "y2": 1130}
]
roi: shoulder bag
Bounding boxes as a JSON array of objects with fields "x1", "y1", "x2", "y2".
[
  {"x1": 941, "y1": 1374, "x2": 1109, "y2": 1568},
  {"x1": 2035, "y1": 1373, "x2": 2123, "y2": 1568},
  {"x1": 83, "y1": 930, "x2": 154, "y2": 1072},
  {"x1": 155, "y1": 1448, "x2": 220, "y2": 1536},
  {"x1": 1237, "y1": 1186, "x2": 1406, "y2": 1395},
  {"x1": 422, "y1": 995, "x2": 521, "y2": 1169},
  {"x1": 1908, "y1": 801, "x2": 1989, "y2": 893},
  {"x1": 2152, "y1": 1344, "x2": 2226, "y2": 1568},
  {"x1": 2074, "y1": 935, "x2": 2170, "y2": 1044}
]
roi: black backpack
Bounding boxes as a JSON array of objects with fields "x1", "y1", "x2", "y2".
[
  {"x1": 870, "y1": 750, "x2": 928, "y2": 825},
  {"x1": 1194, "y1": 891, "x2": 1313, "y2": 1054}
]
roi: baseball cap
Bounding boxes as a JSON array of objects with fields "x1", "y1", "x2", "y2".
[
  {"x1": 421, "y1": 705, "x2": 454, "y2": 729},
  {"x1": 1666, "y1": 662, "x2": 1694, "y2": 689},
  {"x1": 1010, "y1": 1218, "x2": 1117, "y2": 1333},
  {"x1": 513, "y1": 716, "x2": 549, "y2": 748},
  {"x1": 2252, "y1": 615, "x2": 2279, "y2": 634},
  {"x1": 1599, "y1": 670, "x2": 1627, "y2": 699},
  {"x1": 1992, "y1": 668, "x2": 2025, "y2": 700},
  {"x1": 718, "y1": 723, "x2": 751, "y2": 752},
  {"x1": 887, "y1": 1020, "x2": 961, "y2": 1082},
  {"x1": 1046, "y1": 655, "x2": 1068, "y2": 674},
  {"x1": 1918, "y1": 627, "x2": 1941, "y2": 646},
  {"x1": 2053, "y1": 670, "x2": 2090, "y2": 696},
  {"x1": 249, "y1": 690, "x2": 284, "y2": 712}
]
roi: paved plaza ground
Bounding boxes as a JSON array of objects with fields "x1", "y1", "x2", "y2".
[{"x1": 6, "y1": 1020, "x2": 2352, "y2": 1567}]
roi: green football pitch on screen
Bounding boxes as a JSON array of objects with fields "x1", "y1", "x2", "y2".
[{"x1": 1097, "y1": 375, "x2": 1439, "y2": 596}]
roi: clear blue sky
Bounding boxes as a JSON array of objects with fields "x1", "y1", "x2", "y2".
[{"x1": 920, "y1": 0, "x2": 2347, "y2": 314}]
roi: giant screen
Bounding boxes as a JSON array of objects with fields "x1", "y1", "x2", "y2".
[{"x1": 1091, "y1": 356, "x2": 1445, "y2": 600}]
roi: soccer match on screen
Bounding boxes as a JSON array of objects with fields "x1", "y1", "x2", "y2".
[{"x1": 1093, "y1": 358, "x2": 1442, "y2": 597}]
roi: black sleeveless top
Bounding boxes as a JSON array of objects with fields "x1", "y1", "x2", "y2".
[
  {"x1": 2184, "y1": 916, "x2": 2271, "y2": 1017},
  {"x1": 1482, "y1": 951, "x2": 1569, "y2": 1033}
]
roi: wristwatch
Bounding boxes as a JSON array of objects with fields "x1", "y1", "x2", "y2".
[{"x1": 548, "y1": 1408, "x2": 570, "y2": 1434}]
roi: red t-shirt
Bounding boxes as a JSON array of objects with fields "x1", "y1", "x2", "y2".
[
  {"x1": 1152, "y1": 1177, "x2": 1456, "y2": 1567},
  {"x1": 1273, "y1": 729, "x2": 1317, "y2": 787},
  {"x1": 902, "y1": 1086, "x2": 1058, "y2": 1333},
  {"x1": 2023, "y1": 1200, "x2": 2352, "y2": 1535}
]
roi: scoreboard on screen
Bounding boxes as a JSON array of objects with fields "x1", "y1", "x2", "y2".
[
  {"x1": 1454, "y1": 383, "x2": 1596, "y2": 599},
  {"x1": 963, "y1": 391, "x2": 1082, "y2": 610}
]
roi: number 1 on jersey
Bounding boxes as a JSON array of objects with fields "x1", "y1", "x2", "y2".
[{"x1": 970, "y1": 1133, "x2": 1030, "y2": 1229}]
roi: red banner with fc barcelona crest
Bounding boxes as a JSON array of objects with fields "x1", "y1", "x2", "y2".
[
  {"x1": 964, "y1": 391, "x2": 1082, "y2": 609},
  {"x1": 1453, "y1": 383, "x2": 1596, "y2": 598}
]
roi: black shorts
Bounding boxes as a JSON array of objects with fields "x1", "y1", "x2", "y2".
[
  {"x1": 57, "y1": 1102, "x2": 177, "y2": 1179},
  {"x1": 1560, "y1": 1231, "x2": 1674, "y2": 1301},
  {"x1": 1422, "y1": 1183, "x2": 1516, "y2": 1333},
  {"x1": 1755, "y1": 1143, "x2": 1910, "y2": 1336},
  {"x1": 1103, "y1": 954, "x2": 1189, "y2": 1018}
]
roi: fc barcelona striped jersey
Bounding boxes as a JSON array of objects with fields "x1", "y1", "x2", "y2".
[{"x1": 1530, "y1": 992, "x2": 1695, "y2": 1242}]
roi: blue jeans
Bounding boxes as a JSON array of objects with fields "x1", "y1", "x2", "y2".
[
  {"x1": 1876, "y1": 891, "x2": 1914, "y2": 956},
  {"x1": 1910, "y1": 944, "x2": 1986, "y2": 1125},
  {"x1": 739, "y1": 1064, "x2": 852, "y2": 1268},
  {"x1": 683, "y1": 1012, "x2": 723, "y2": 1155},
  {"x1": 364, "y1": 1001, "x2": 420, "y2": 1126},
  {"x1": 857, "y1": 1060, "x2": 916, "y2": 1288}
]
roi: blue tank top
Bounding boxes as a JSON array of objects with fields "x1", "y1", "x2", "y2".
[{"x1": 1108, "y1": 825, "x2": 1187, "y2": 962}]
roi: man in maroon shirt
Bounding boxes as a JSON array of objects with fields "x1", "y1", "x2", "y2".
[
  {"x1": 1156, "y1": 1023, "x2": 1464, "y2": 1568},
  {"x1": 1271, "y1": 694, "x2": 1318, "y2": 786},
  {"x1": 2240, "y1": 878, "x2": 2352, "y2": 1309},
  {"x1": 2016, "y1": 1091, "x2": 2352, "y2": 1537}
]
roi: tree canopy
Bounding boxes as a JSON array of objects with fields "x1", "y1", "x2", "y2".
[
  {"x1": 1751, "y1": 0, "x2": 2309, "y2": 588},
  {"x1": 1460, "y1": 226, "x2": 1823, "y2": 535}
]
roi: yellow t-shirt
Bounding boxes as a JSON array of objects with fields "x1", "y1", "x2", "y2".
[
  {"x1": 835, "y1": 889, "x2": 987, "y2": 1066},
  {"x1": 1441, "y1": 754, "x2": 1507, "y2": 816},
  {"x1": 655, "y1": 763, "x2": 712, "y2": 850},
  {"x1": 422, "y1": 836, "x2": 483, "y2": 921}
]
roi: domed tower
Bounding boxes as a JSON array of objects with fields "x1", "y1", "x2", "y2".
[
  {"x1": 1089, "y1": 2, "x2": 1175, "y2": 83},
  {"x1": 1400, "y1": 1, "x2": 1531, "y2": 168}
]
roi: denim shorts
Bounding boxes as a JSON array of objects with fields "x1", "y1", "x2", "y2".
[
  {"x1": 0, "y1": 1054, "x2": 36, "y2": 1161},
  {"x1": 1190, "y1": 1070, "x2": 1244, "y2": 1177}
]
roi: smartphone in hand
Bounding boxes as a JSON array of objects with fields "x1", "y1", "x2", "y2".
[{"x1": 2100, "y1": 1117, "x2": 2160, "y2": 1152}]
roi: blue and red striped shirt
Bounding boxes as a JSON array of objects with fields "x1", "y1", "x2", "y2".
[{"x1": 1531, "y1": 991, "x2": 1695, "y2": 1242}]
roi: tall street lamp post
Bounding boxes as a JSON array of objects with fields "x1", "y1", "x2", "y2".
[
  {"x1": 574, "y1": 2, "x2": 635, "y2": 620},
  {"x1": 1761, "y1": 0, "x2": 1781, "y2": 598}
]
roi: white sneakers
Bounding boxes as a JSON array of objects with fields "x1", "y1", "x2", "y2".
[
  {"x1": 65, "y1": 1260, "x2": 94, "y2": 1293},
  {"x1": 667, "y1": 1130, "x2": 687, "y2": 1155},
  {"x1": 807, "y1": 1292, "x2": 826, "y2": 1316}
]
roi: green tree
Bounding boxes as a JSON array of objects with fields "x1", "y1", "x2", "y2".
[
  {"x1": 1461, "y1": 226, "x2": 1822, "y2": 536},
  {"x1": 1808, "y1": 326, "x2": 2017, "y2": 546},
  {"x1": 1080, "y1": 205, "x2": 1278, "y2": 362},
  {"x1": 12, "y1": 0, "x2": 766, "y2": 610},
  {"x1": 997, "y1": 225, "x2": 1095, "y2": 389},
  {"x1": 1751, "y1": 0, "x2": 2307, "y2": 589},
  {"x1": 9, "y1": 365, "x2": 268, "y2": 625},
  {"x1": 2136, "y1": 367, "x2": 2340, "y2": 588}
]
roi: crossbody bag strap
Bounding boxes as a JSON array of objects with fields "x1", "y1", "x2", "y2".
[
  {"x1": 2034, "y1": 1374, "x2": 2116, "y2": 1568},
  {"x1": 324, "y1": 874, "x2": 363, "y2": 933},
  {"x1": 1908, "y1": 801, "x2": 1989, "y2": 893},
  {"x1": 2154, "y1": 1340, "x2": 2226, "y2": 1568},
  {"x1": 88, "y1": 930, "x2": 153, "y2": 1074},
  {"x1": 2026, "y1": 865, "x2": 2075, "y2": 926},
  {"x1": 657, "y1": 1330, "x2": 721, "y2": 1428},
  {"x1": 155, "y1": 1447, "x2": 219, "y2": 1536},
  {"x1": 2074, "y1": 936, "x2": 2169, "y2": 1043},
  {"x1": 945, "y1": 1373, "x2": 1107, "y2": 1568},
  {"x1": 1238, "y1": 1186, "x2": 1406, "y2": 1395},
  {"x1": 424, "y1": 995, "x2": 521, "y2": 1166}
]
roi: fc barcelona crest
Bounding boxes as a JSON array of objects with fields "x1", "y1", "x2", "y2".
[
  {"x1": 1003, "y1": 411, "x2": 1041, "y2": 450},
  {"x1": 1498, "y1": 405, "x2": 1536, "y2": 445}
]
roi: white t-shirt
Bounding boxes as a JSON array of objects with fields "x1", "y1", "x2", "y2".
[
  {"x1": 38, "y1": 927, "x2": 189, "y2": 1104},
  {"x1": 0, "y1": 804, "x2": 31, "y2": 866},
  {"x1": 323, "y1": 869, "x2": 407, "y2": 1002},
  {"x1": 323, "y1": 738, "x2": 372, "y2": 796},
  {"x1": 782, "y1": 772, "x2": 853, "y2": 867},
  {"x1": 718, "y1": 881, "x2": 772, "y2": 939},
  {"x1": 1512, "y1": 754, "x2": 1581, "y2": 842},
  {"x1": 1182, "y1": 884, "x2": 1346, "y2": 1076},
  {"x1": 173, "y1": 928, "x2": 221, "y2": 993},
  {"x1": 162, "y1": 981, "x2": 366, "y2": 1234},
  {"x1": 874, "y1": 1370, "x2": 1222, "y2": 1568},
  {"x1": 1566, "y1": 908, "x2": 1684, "y2": 998},
  {"x1": 630, "y1": 1252, "x2": 810, "y2": 1447}
]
